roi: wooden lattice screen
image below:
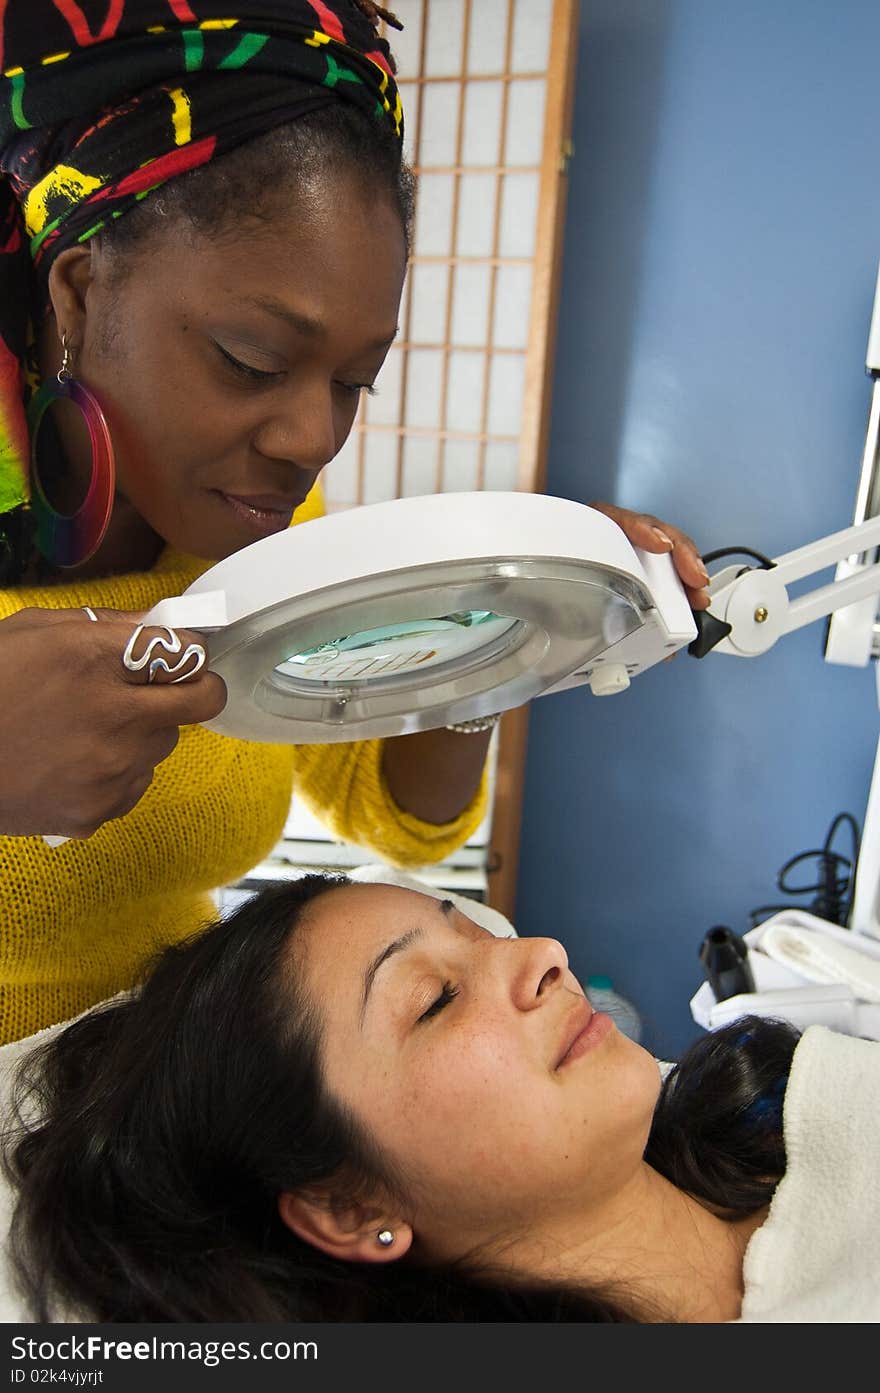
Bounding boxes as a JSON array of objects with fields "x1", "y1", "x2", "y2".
[{"x1": 323, "y1": 0, "x2": 578, "y2": 917}]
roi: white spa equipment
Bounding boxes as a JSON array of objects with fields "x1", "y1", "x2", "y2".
[
  {"x1": 689, "y1": 259, "x2": 880, "y2": 1038},
  {"x1": 135, "y1": 262, "x2": 880, "y2": 761},
  {"x1": 138, "y1": 263, "x2": 880, "y2": 753}
]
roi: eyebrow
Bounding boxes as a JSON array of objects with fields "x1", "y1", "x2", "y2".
[
  {"x1": 359, "y1": 898, "x2": 455, "y2": 1027},
  {"x1": 239, "y1": 294, "x2": 399, "y2": 353}
]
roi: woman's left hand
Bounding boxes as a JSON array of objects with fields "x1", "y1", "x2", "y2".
[{"x1": 589, "y1": 501, "x2": 711, "y2": 611}]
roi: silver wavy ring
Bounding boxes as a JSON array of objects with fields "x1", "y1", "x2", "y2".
[
  {"x1": 82, "y1": 606, "x2": 99, "y2": 623},
  {"x1": 122, "y1": 624, "x2": 207, "y2": 685}
]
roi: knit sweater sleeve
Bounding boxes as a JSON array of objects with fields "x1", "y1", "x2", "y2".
[{"x1": 290, "y1": 737, "x2": 489, "y2": 868}]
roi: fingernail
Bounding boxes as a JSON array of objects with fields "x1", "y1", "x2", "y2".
[
  {"x1": 697, "y1": 565, "x2": 710, "y2": 583},
  {"x1": 652, "y1": 527, "x2": 674, "y2": 548}
]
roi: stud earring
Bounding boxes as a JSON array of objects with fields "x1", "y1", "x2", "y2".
[
  {"x1": 377, "y1": 1229, "x2": 394, "y2": 1247},
  {"x1": 26, "y1": 331, "x2": 116, "y2": 567}
]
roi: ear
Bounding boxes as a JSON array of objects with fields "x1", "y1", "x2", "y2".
[
  {"x1": 46, "y1": 244, "x2": 98, "y2": 348},
  {"x1": 278, "y1": 1189, "x2": 413, "y2": 1265}
]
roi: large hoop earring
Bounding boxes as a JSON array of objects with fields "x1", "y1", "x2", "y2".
[{"x1": 26, "y1": 335, "x2": 115, "y2": 568}]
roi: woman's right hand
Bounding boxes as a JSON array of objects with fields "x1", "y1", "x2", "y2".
[{"x1": 0, "y1": 607, "x2": 227, "y2": 839}]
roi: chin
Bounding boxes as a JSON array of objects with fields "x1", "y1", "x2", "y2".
[
  {"x1": 606, "y1": 1028, "x2": 665, "y2": 1111},
  {"x1": 161, "y1": 519, "x2": 237, "y2": 562}
]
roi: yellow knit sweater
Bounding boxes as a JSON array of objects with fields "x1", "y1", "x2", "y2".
[{"x1": 0, "y1": 490, "x2": 487, "y2": 1043}]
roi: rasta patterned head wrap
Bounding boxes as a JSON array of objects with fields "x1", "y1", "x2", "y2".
[{"x1": 0, "y1": 1, "x2": 404, "y2": 575}]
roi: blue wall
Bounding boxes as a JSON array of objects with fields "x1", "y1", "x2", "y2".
[{"x1": 515, "y1": 0, "x2": 880, "y2": 1058}]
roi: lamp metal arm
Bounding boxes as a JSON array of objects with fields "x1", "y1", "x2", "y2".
[{"x1": 706, "y1": 511, "x2": 880, "y2": 658}]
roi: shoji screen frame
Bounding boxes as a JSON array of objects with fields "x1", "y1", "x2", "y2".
[{"x1": 324, "y1": 0, "x2": 579, "y2": 919}]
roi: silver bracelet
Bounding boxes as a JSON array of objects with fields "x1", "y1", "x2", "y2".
[{"x1": 444, "y1": 712, "x2": 502, "y2": 734}]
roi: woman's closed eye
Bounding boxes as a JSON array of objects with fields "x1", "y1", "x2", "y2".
[
  {"x1": 418, "y1": 981, "x2": 460, "y2": 1023},
  {"x1": 213, "y1": 341, "x2": 282, "y2": 382},
  {"x1": 213, "y1": 342, "x2": 377, "y2": 396}
]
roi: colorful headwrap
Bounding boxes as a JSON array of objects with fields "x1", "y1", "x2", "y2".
[{"x1": 0, "y1": 1, "x2": 403, "y2": 569}]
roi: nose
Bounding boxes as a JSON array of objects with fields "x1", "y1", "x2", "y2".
[
  {"x1": 251, "y1": 377, "x2": 339, "y2": 473},
  {"x1": 506, "y1": 936, "x2": 569, "y2": 1012}
]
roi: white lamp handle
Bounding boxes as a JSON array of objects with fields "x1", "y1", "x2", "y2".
[{"x1": 142, "y1": 589, "x2": 228, "y2": 631}]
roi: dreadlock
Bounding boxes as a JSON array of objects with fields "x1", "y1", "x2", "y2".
[{"x1": 352, "y1": 1, "x2": 404, "y2": 39}]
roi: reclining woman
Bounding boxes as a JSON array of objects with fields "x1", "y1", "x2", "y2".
[{"x1": 5, "y1": 874, "x2": 875, "y2": 1323}]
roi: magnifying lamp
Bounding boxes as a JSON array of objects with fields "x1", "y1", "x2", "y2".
[
  {"x1": 43, "y1": 260, "x2": 880, "y2": 862},
  {"x1": 141, "y1": 255, "x2": 880, "y2": 746},
  {"x1": 143, "y1": 490, "x2": 698, "y2": 743}
]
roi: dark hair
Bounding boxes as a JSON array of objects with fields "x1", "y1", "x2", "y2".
[{"x1": 3, "y1": 876, "x2": 799, "y2": 1323}]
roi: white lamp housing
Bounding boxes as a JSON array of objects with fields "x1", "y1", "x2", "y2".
[{"x1": 143, "y1": 492, "x2": 697, "y2": 744}]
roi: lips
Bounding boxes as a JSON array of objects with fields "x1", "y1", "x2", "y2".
[
  {"x1": 221, "y1": 491, "x2": 304, "y2": 515},
  {"x1": 216, "y1": 488, "x2": 313, "y2": 538},
  {"x1": 555, "y1": 997, "x2": 595, "y2": 1069}
]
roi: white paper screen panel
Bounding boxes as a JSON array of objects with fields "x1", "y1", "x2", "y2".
[{"x1": 321, "y1": 0, "x2": 570, "y2": 511}]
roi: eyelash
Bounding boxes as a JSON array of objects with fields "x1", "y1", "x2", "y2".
[
  {"x1": 214, "y1": 343, "x2": 377, "y2": 395},
  {"x1": 418, "y1": 981, "x2": 460, "y2": 1023},
  {"x1": 345, "y1": 383, "x2": 378, "y2": 397},
  {"x1": 215, "y1": 343, "x2": 280, "y2": 382}
]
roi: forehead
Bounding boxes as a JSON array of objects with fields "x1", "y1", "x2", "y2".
[
  {"x1": 300, "y1": 883, "x2": 445, "y2": 991},
  {"x1": 120, "y1": 172, "x2": 406, "y2": 324},
  {"x1": 190, "y1": 171, "x2": 401, "y2": 268},
  {"x1": 217, "y1": 174, "x2": 404, "y2": 276}
]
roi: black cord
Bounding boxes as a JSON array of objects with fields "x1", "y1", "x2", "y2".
[
  {"x1": 687, "y1": 543, "x2": 777, "y2": 658},
  {"x1": 748, "y1": 812, "x2": 861, "y2": 929},
  {"x1": 701, "y1": 546, "x2": 776, "y2": 570}
]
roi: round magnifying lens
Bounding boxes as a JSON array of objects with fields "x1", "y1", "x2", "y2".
[{"x1": 276, "y1": 609, "x2": 516, "y2": 683}]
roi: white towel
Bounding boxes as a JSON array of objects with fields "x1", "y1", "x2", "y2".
[
  {"x1": 738, "y1": 1026, "x2": 880, "y2": 1321},
  {"x1": 760, "y1": 922, "x2": 880, "y2": 1003}
]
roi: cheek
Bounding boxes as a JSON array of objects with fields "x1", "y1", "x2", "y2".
[
  {"x1": 384, "y1": 1029, "x2": 562, "y2": 1174},
  {"x1": 90, "y1": 327, "x2": 245, "y2": 476},
  {"x1": 384, "y1": 1032, "x2": 659, "y2": 1198}
]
